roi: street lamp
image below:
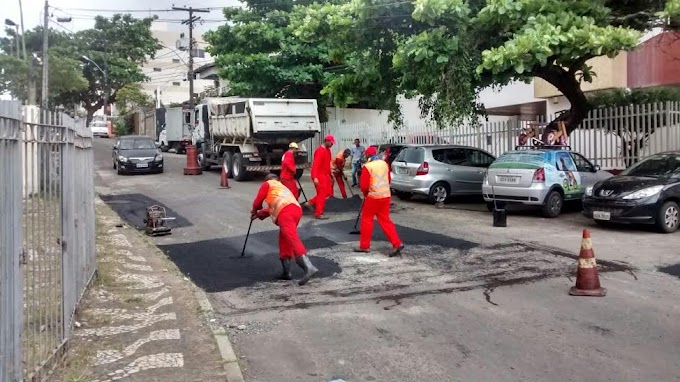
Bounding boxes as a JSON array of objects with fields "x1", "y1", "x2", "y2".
[
  {"x1": 81, "y1": 55, "x2": 108, "y2": 120},
  {"x1": 4, "y1": 19, "x2": 20, "y2": 59}
]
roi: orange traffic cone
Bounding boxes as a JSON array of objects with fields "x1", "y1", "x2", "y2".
[
  {"x1": 219, "y1": 161, "x2": 231, "y2": 189},
  {"x1": 569, "y1": 229, "x2": 606, "y2": 297}
]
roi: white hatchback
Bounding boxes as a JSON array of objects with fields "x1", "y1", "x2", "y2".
[{"x1": 89, "y1": 121, "x2": 109, "y2": 138}]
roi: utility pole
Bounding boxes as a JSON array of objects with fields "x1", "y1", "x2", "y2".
[
  {"x1": 41, "y1": 0, "x2": 49, "y2": 110},
  {"x1": 172, "y1": 6, "x2": 209, "y2": 113}
]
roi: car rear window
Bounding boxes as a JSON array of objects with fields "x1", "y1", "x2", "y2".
[
  {"x1": 490, "y1": 151, "x2": 546, "y2": 169},
  {"x1": 396, "y1": 147, "x2": 424, "y2": 163}
]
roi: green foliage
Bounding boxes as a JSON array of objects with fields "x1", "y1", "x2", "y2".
[
  {"x1": 115, "y1": 83, "x2": 152, "y2": 115},
  {"x1": 113, "y1": 118, "x2": 130, "y2": 136},
  {"x1": 587, "y1": 87, "x2": 680, "y2": 108},
  {"x1": 204, "y1": 0, "x2": 336, "y2": 118}
]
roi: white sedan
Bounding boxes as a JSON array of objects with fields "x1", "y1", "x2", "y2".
[{"x1": 89, "y1": 121, "x2": 109, "y2": 138}]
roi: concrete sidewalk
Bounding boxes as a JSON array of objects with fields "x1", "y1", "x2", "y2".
[{"x1": 51, "y1": 200, "x2": 233, "y2": 382}]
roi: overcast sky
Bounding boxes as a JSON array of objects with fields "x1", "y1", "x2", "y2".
[{"x1": 2, "y1": 0, "x2": 241, "y2": 38}]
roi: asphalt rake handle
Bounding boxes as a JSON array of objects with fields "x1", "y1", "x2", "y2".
[
  {"x1": 350, "y1": 198, "x2": 364, "y2": 235},
  {"x1": 297, "y1": 178, "x2": 309, "y2": 203},
  {"x1": 241, "y1": 218, "x2": 254, "y2": 257}
]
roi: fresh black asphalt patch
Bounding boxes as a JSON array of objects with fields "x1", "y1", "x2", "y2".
[
  {"x1": 658, "y1": 263, "x2": 680, "y2": 279},
  {"x1": 157, "y1": 219, "x2": 479, "y2": 293},
  {"x1": 99, "y1": 193, "x2": 192, "y2": 230}
]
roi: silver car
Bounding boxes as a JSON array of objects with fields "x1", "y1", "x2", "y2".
[
  {"x1": 482, "y1": 148, "x2": 613, "y2": 217},
  {"x1": 390, "y1": 145, "x2": 496, "y2": 203}
]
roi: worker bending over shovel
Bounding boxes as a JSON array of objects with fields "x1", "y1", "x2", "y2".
[
  {"x1": 251, "y1": 173, "x2": 318, "y2": 285},
  {"x1": 281, "y1": 142, "x2": 299, "y2": 200},
  {"x1": 332, "y1": 149, "x2": 351, "y2": 199},
  {"x1": 355, "y1": 147, "x2": 404, "y2": 257}
]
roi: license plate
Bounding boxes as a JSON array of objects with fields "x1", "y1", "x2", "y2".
[
  {"x1": 497, "y1": 175, "x2": 519, "y2": 184},
  {"x1": 136, "y1": 163, "x2": 149, "y2": 168},
  {"x1": 593, "y1": 211, "x2": 611, "y2": 221}
]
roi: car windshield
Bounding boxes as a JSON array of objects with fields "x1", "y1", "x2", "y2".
[
  {"x1": 396, "y1": 147, "x2": 424, "y2": 163},
  {"x1": 119, "y1": 139, "x2": 156, "y2": 150},
  {"x1": 622, "y1": 154, "x2": 680, "y2": 178}
]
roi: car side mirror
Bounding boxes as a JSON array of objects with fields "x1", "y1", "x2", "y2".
[
  {"x1": 594, "y1": 165, "x2": 601, "y2": 171},
  {"x1": 155, "y1": 142, "x2": 161, "y2": 148}
]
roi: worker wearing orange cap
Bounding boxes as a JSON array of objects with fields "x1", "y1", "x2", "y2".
[
  {"x1": 355, "y1": 146, "x2": 404, "y2": 257},
  {"x1": 251, "y1": 173, "x2": 318, "y2": 285},
  {"x1": 281, "y1": 142, "x2": 299, "y2": 200},
  {"x1": 331, "y1": 148, "x2": 351, "y2": 199},
  {"x1": 306, "y1": 134, "x2": 335, "y2": 219}
]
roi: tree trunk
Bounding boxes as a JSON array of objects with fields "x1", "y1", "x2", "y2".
[
  {"x1": 86, "y1": 109, "x2": 95, "y2": 126},
  {"x1": 534, "y1": 65, "x2": 592, "y2": 144}
]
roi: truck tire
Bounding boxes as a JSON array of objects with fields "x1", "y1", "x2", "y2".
[
  {"x1": 295, "y1": 169, "x2": 304, "y2": 180},
  {"x1": 232, "y1": 153, "x2": 247, "y2": 181},
  {"x1": 199, "y1": 149, "x2": 212, "y2": 171},
  {"x1": 222, "y1": 152, "x2": 234, "y2": 178}
]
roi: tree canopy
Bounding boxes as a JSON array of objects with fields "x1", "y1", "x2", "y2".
[
  {"x1": 1, "y1": 14, "x2": 159, "y2": 122},
  {"x1": 207, "y1": 0, "x2": 679, "y2": 137}
]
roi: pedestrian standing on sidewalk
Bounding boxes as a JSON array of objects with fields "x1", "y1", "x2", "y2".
[
  {"x1": 281, "y1": 142, "x2": 299, "y2": 200},
  {"x1": 355, "y1": 146, "x2": 405, "y2": 257},
  {"x1": 350, "y1": 138, "x2": 365, "y2": 187},
  {"x1": 251, "y1": 173, "x2": 319, "y2": 285},
  {"x1": 306, "y1": 135, "x2": 335, "y2": 219},
  {"x1": 332, "y1": 148, "x2": 351, "y2": 199}
]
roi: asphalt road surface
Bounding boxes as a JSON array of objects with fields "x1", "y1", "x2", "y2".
[{"x1": 94, "y1": 138, "x2": 680, "y2": 382}]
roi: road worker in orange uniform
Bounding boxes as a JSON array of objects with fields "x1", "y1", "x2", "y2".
[
  {"x1": 306, "y1": 135, "x2": 335, "y2": 219},
  {"x1": 252, "y1": 173, "x2": 318, "y2": 285},
  {"x1": 331, "y1": 149, "x2": 351, "y2": 199},
  {"x1": 281, "y1": 142, "x2": 299, "y2": 200},
  {"x1": 355, "y1": 146, "x2": 405, "y2": 257}
]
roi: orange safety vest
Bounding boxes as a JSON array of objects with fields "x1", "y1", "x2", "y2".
[
  {"x1": 264, "y1": 180, "x2": 300, "y2": 223},
  {"x1": 364, "y1": 159, "x2": 391, "y2": 199}
]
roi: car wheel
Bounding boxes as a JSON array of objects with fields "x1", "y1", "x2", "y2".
[
  {"x1": 541, "y1": 190, "x2": 563, "y2": 218},
  {"x1": 232, "y1": 153, "x2": 247, "y2": 181},
  {"x1": 394, "y1": 191, "x2": 413, "y2": 201},
  {"x1": 112, "y1": 160, "x2": 116, "y2": 170},
  {"x1": 117, "y1": 166, "x2": 124, "y2": 175},
  {"x1": 428, "y1": 182, "x2": 450, "y2": 204},
  {"x1": 656, "y1": 201, "x2": 679, "y2": 233}
]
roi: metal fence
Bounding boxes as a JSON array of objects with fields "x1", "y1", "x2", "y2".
[
  {"x1": 307, "y1": 101, "x2": 680, "y2": 170},
  {"x1": 0, "y1": 101, "x2": 96, "y2": 382}
]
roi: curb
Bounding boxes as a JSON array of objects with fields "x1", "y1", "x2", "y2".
[
  {"x1": 193, "y1": 288, "x2": 246, "y2": 382},
  {"x1": 96, "y1": 195, "x2": 246, "y2": 382}
]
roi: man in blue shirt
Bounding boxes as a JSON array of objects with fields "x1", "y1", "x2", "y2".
[{"x1": 350, "y1": 138, "x2": 365, "y2": 187}]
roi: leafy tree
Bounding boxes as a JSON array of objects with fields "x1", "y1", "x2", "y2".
[
  {"x1": 115, "y1": 83, "x2": 152, "y2": 115},
  {"x1": 0, "y1": 27, "x2": 87, "y2": 104},
  {"x1": 57, "y1": 14, "x2": 160, "y2": 123},
  {"x1": 204, "y1": 0, "x2": 348, "y2": 121},
  {"x1": 291, "y1": 0, "x2": 678, "y2": 137}
]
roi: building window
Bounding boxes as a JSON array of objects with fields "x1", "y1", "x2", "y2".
[
  {"x1": 172, "y1": 59, "x2": 180, "y2": 63},
  {"x1": 172, "y1": 82, "x2": 181, "y2": 86},
  {"x1": 153, "y1": 67, "x2": 162, "y2": 72},
  {"x1": 192, "y1": 49, "x2": 205, "y2": 59}
]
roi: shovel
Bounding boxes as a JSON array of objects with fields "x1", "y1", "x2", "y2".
[{"x1": 349, "y1": 199, "x2": 364, "y2": 235}]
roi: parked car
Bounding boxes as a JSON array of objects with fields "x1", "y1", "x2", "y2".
[
  {"x1": 370, "y1": 143, "x2": 406, "y2": 171},
  {"x1": 390, "y1": 145, "x2": 496, "y2": 203},
  {"x1": 582, "y1": 151, "x2": 680, "y2": 233},
  {"x1": 89, "y1": 120, "x2": 109, "y2": 138},
  {"x1": 482, "y1": 147, "x2": 613, "y2": 217},
  {"x1": 112, "y1": 135, "x2": 164, "y2": 175}
]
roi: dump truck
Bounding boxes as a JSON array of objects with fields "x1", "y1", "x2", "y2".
[
  {"x1": 158, "y1": 107, "x2": 193, "y2": 154},
  {"x1": 193, "y1": 97, "x2": 321, "y2": 181}
]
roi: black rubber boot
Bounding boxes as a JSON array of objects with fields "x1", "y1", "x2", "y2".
[
  {"x1": 388, "y1": 244, "x2": 405, "y2": 258},
  {"x1": 295, "y1": 255, "x2": 318, "y2": 286},
  {"x1": 279, "y1": 259, "x2": 292, "y2": 280}
]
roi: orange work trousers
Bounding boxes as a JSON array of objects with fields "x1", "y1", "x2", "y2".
[
  {"x1": 333, "y1": 173, "x2": 347, "y2": 199},
  {"x1": 359, "y1": 197, "x2": 402, "y2": 250},
  {"x1": 308, "y1": 175, "x2": 331, "y2": 217},
  {"x1": 277, "y1": 204, "x2": 306, "y2": 260}
]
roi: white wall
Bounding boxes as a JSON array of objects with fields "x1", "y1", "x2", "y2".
[{"x1": 477, "y1": 81, "x2": 543, "y2": 109}]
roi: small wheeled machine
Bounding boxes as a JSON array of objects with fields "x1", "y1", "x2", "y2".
[{"x1": 143, "y1": 205, "x2": 175, "y2": 236}]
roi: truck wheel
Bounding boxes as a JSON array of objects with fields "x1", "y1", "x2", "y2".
[
  {"x1": 295, "y1": 169, "x2": 304, "y2": 180},
  {"x1": 232, "y1": 153, "x2": 247, "y2": 181},
  {"x1": 199, "y1": 150, "x2": 212, "y2": 171},
  {"x1": 222, "y1": 152, "x2": 234, "y2": 178}
]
